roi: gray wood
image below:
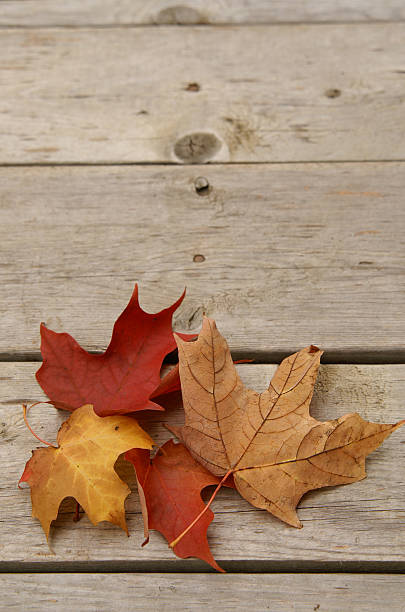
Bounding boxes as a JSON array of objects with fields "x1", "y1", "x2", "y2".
[
  {"x1": 0, "y1": 163, "x2": 404, "y2": 359},
  {"x1": 1, "y1": 362, "x2": 404, "y2": 567},
  {"x1": 1, "y1": 1, "x2": 405, "y2": 26},
  {"x1": 1, "y1": 25, "x2": 404, "y2": 164},
  {"x1": 1, "y1": 573, "x2": 405, "y2": 611}
]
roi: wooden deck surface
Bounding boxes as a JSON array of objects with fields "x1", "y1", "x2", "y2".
[{"x1": 0, "y1": 2, "x2": 404, "y2": 610}]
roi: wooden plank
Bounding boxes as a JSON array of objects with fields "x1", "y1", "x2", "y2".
[
  {"x1": 1, "y1": 574, "x2": 405, "y2": 611},
  {"x1": 1, "y1": 1, "x2": 405, "y2": 26},
  {"x1": 0, "y1": 163, "x2": 404, "y2": 359},
  {"x1": 0, "y1": 25, "x2": 404, "y2": 164},
  {"x1": 1, "y1": 362, "x2": 404, "y2": 568}
]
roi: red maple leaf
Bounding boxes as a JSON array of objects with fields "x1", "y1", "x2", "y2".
[
  {"x1": 36, "y1": 285, "x2": 193, "y2": 416},
  {"x1": 126, "y1": 440, "x2": 234, "y2": 572}
]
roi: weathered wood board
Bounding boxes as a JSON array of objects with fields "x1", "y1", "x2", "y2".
[
  {"x1": 1, "y1": 573, "x2": 405, "y2": 612},
  {"x1": 1, "y1": 1, "x2": 405, "y2": 26},
  {"x1": 1, "y1": 363, "x2": 404, "y2": 569},
  {"x1": 1, "y1": 1, "x2": 404, "y2": 608},
  {"x1": 0, "y1": 163, "x2": 404, "y2": 360},
  {"x1": 1, "y1": 25, "x2": 404, "y2": 164}
]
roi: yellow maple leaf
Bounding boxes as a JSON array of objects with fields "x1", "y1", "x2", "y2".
[{"x1": 20, "y1": 404, "x2": 153, "y2": 537}]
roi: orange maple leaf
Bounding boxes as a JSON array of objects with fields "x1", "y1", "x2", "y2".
[{"x1": 170, "y1": 318, "x2": 404, "y2": 536}]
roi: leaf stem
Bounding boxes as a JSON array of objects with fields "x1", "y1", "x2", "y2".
[
  {"x1": 169, "y1": 468, "x2": 233, "y2": 549},
  {"x1": 22, "y1": 403, "x2": 57, "y2": 447}
]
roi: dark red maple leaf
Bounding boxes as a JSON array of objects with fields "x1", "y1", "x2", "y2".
[
  {"x1": 36, "y1": 285, "x2": 193, "y2": 416},
  {"x1": 126, "y1": 440, "x2": 234, "y2": 572}
]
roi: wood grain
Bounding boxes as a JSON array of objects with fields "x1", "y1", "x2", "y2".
[
  {"x1": 1, "y1": 573, "x2": 405, "y2": 611},
  {"x1": 1, "y1": 25, "x2": 404, "y2": 164},
  {"x1": 0, "y1": 163, "x2": 404, "y2": 359},
  {"x1": 1, "y1": 1, "x2": 404, "y2": 26},
  {"x1": 1, "y1": 362, "x2": 404, "y2": 568}
]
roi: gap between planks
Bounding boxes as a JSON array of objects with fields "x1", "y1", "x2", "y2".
[
  {"x1": 2, "y1": 350, "x2": 405, "y2": 365},
  {"x1": 2, "y1": 159, "x2": 405, "y2": 168},
  {"x1": 1, "y1": 561, "x2": 405, "y2": 574},
  {"x1": 1, "y1": 21, "x2": 405, "y2": 30}
]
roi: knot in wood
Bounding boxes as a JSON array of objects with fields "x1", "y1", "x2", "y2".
[
  {"x1": 174, "y1": 132, "x2": 222, "y2": 163},
  {"x1": 155, "y1": 6, "x2": 206, "y2": 24}
]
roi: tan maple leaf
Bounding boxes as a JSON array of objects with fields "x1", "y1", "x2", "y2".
[
  {"x1": 172, "y1": 318, "x2": 404, "y2": 529},
  {"x1": 20, "y1": 404, "x2": 153, "y2": 537}
]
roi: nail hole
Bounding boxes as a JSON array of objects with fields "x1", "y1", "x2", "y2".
[
  {"x1": 185, "y1": 82, "x2": 200, "y2": 92},
  {"x1": 194, "y1": 176, "x2": 210, "y2": 195},
  {"x1": 193, "y1": 254, "x2": 205, "y2": 263},
  {"x1": 325, "y1": 88, "x2": 341, "y2": 98}
]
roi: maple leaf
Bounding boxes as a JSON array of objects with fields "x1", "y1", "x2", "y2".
[
  {"x1": 19, "y1": 404, "x2": 153, "y2": 537},
  {"x1": 126, "y1": 440, "x2": 233, "y2": 572},
  {"x1": 150, "y1": 360, "x2": 252, "y2": 401},
  {"x1": 150, "y1": 364, "x2": 182, "y2": 400},
  {"x1": 36, "y1": 285, "x2": 193, "y2": 416},
  {"x1": 172, "y1": 318, "x2": 404, "y2": 530}
]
